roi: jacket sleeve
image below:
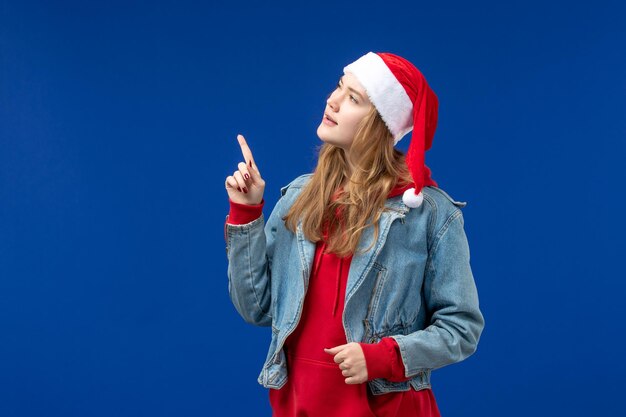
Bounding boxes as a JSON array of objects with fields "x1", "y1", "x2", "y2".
[
  {"x1": 225, "y1": 195, "x2": 284, "y2": 327},
  {"x1": 390, "y1": 210, "x2": 485, "y2": 377}
]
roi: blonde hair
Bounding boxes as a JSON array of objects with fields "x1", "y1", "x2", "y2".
[{"x1": 283, "y1": 105, "x2": 413, "y2": 257}]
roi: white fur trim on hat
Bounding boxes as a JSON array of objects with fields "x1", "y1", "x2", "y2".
[
  {"x1": 402, "y1": 188, "x2": 423, "y2": 208},
  {"x1": 343, "y1": 52, "x2": 414, "y2": 145}
]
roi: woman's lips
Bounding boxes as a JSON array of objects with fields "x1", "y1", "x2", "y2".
[{"x1": 323, "y1": 115, "x2": 338, "y2": 126}]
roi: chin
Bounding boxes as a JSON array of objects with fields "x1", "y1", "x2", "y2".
[
  {"x1": 316, "y1": 126, "x2": 330, "y2": 142},
  {"x1": 317, "y1": 135, "x2": 334, "y2": 146},
  {"x1": 317, "y1": 126, "x2": 349, "y2": 150}
]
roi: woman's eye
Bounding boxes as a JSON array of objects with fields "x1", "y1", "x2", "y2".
[{"x1": 335, "y1": 82, "x2": 358, "y2": 104}]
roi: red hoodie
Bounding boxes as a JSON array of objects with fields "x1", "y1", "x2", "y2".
[{"x1": 226, "y1": 182, "x2": 441, "y2": 417}]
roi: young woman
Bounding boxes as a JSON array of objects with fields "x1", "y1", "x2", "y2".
[{"x1": 223, "y1": 51, "x2": 485, "y2": 417}]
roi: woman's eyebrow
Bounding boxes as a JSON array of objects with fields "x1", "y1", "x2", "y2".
[{"x1": 339, "y1": 76, "x2": 366, "y2": 101}]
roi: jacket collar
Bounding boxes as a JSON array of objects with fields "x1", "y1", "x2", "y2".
[
  {"x1": 331, "y1": 181, "x2": 414, "y2": 214},
  {"x1": 385, "y1": 181, "x2": 413, "y2": 214}
]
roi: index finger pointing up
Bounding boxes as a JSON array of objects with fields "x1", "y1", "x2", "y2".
[{"x1": 237, "y1": 134, "x2": 255, "y2": 167}]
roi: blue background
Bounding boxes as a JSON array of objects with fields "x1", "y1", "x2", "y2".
[{"x1": 1, "y1": 0, "x2": 625, "y2": 415}]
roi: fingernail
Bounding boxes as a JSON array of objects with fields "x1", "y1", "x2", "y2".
[
  {"x1": 244, "y1": 173, "x2": 250, "y2": 180},
  {"x1": 249, "y1": 161, "x2": 252, "y2": 167},
  {"x1": 243, "y1": 187, "x2": 248, "y2": 193},
  {"x1": 237, "y1": 187, "x2": 242, "y2": 192}
]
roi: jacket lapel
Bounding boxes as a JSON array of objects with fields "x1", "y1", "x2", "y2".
[{"x1": 345, "y1": 199, "x2": 408, "y2": 301}]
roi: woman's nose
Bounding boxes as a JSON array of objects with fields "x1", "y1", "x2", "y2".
[{"x1": 327, "y1": 93, "x2": 339, "y2": 111}]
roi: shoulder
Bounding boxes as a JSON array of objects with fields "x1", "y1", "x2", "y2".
[
  {"x1": 422, "y1": 186, "x2": 467, "y2": 212},
  {"x1": 417, "y1": 186, "x2": 469, "y2": 237},
  {"x1": 279, "y1": 173, "x2": 314, "y2": 197},
  {"x1": 266, "y1": 173, "x2": 312, "y2": 218}
]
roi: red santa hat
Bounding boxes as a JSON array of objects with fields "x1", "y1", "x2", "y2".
[{"x1": 343, "y1": 51, "x2": 439, "y2": 208}]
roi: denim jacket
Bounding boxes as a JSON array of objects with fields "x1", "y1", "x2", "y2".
[{"x1": 225, "y1": 173, "x2": 484, "y2": 395}]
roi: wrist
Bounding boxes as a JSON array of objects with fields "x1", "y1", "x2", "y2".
[{"x1": 227, "y1": 198, "x2": 264, "y2": 224}]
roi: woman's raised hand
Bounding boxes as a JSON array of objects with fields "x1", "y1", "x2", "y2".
[{"x1": 225, "y1": 134, "x2": 265, "y2": 205}]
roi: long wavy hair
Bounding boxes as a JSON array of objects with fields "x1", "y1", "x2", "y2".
[{"x1": 283, "y1": 105, "x2": 413, "y2": 257}]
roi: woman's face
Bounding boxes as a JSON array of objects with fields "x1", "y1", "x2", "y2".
[{"x1": 317, "y1": 72, "x2": 372, "y2": 151}]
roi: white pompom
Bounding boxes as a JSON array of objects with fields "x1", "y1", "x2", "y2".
[{"x1": 402, "y1": 188, "x2": 423, "y2": 208}]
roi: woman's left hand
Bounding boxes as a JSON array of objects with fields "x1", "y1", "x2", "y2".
[{"x1": 324, "y1": 343, "x2": 368, "y2": 384}]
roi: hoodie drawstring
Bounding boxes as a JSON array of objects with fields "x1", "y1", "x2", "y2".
[
  {"x1": 332, "y1": 257, "x2": 342, "y2": 317},
  {"x1": 314, "y1": 239, "x2": 325, "y2": 278}
]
